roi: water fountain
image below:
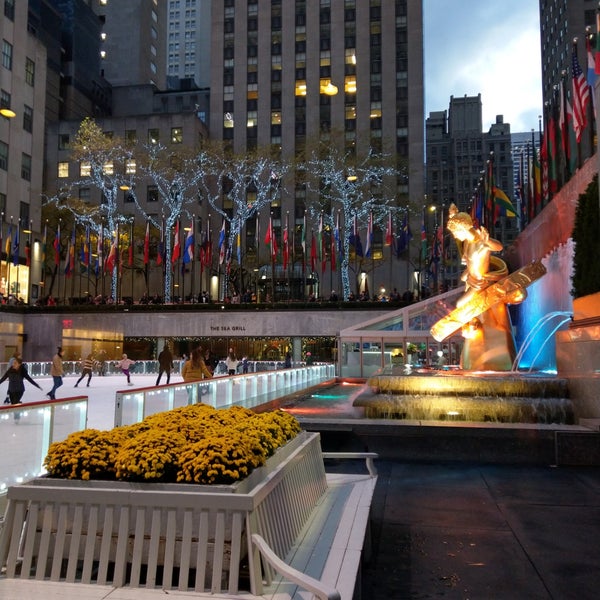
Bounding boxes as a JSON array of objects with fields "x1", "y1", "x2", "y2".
[{"x1": 358, "y1": 207, "x2": 574, "y2": 425}]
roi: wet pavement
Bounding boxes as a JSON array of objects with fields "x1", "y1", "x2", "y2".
[{"x1": 7, "y1": 376, "x2": 600, "y2": 599}]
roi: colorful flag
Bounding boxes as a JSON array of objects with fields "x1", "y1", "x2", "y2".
[
  {"x1": 283, "y1": 215, "x2": 289, "y2": 270},
  {"x1": 5, "y1": 222, "x2": 12, "y2": 262},
  {"x1": 81, "y1": 225, "x2": 90, "y2": 270},
  {"x1": 53, "y1": 223, "x2": 61, "y2": 266},
  {"x1": 96, "y1": 227, "x2": 103, "y2": 274},
  {"x1": 385, "y1": 210, "x2": 393, "y2": 246},
  {"x1": 12, "y1": 221, "x2": 19, "y2": 266},
  {"x1": 218, "y1": 220, "x2": 226, "y2": 265},
  {"x1": 349, "y1": 215, "x2": 363, "y2": 257},
  {"x1": 25, "y1": 240, "x2": 31, "y2": 267},
  {"x1": 364, "y1": 213, "x2": 373, "y2": 258},
  {"x1": 265, "y1": 216, "x2": 277, "y2": 259},
  {"x1": 171, "y1": 220, "x2": 181, "y2": 264},
  {"x1": 492, "y1": 186, "x2": 516, "y2": 217},
  {"x1": 301, "y1": 215, "x2": 306, "y2": 270},
  {"x1": 143, "y1": 221, "x2": 150, "y2": 265},
  {"x1": 64, "y1": 227, "x2": 75, "y2": 277},
  {"x1": 571, "y1": 43, "x2": 590, "y2": 143},
  {"x1": 394, "y1": 212, "x2": 409, "y2": 257},
  {"x1": 183, "y1": 220, "x2": 194, "y2": 264},
  {"x1": 586, "y1": 34, "x2": 596, "y2": 89},
  {"x1": 104, "y1": 234, "x2": 117, "y2": 273},
  {"x1": 310, "y1": 230, "x2": 317, "y2": 272},
  {"x1": 236, "y1": 230, "x2": 241, "y2": 265}
]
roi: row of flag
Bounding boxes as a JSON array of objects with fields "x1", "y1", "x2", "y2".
[
  {"x1": 0, "y1": 220, "x2": 32, "y2": 268},
  {"x1": 35, "y1": 210, "x2": 417, "y2": 280}
]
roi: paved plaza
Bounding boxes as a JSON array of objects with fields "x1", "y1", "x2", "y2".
[{"x1": 2, "y1": 374, "x2": 600, "y2": 599}]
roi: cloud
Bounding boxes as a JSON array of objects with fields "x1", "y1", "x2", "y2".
[{"x1": 424, "y1": 0, "x2": 542, "y2": 132}]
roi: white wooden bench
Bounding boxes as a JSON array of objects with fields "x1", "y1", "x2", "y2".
[{"x1": 0, "y1": 433, "x2": 377, "y2": 600}]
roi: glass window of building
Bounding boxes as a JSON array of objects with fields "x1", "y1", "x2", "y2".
[
  {"x1": 0, "y1": 141, "x2": 8, "y2": 171},
  {"x1": 59, "y1": 134, "x2": 70, "y2": 150},
  {"x1": 58, "y1": 162, "x2": 69, "y2": 178},
  {"x1": 21, "y1": 153, "x2": 32, "y2": 181},
  {"x1": 147, "y1": 185, "x2": 159, "y2": 202},
  {"x1": 171, "y1": 127, "x2": 183, "y2": 143},
  {"x1": 125, "y1": 130, "x2": 137, "y2": 144},
  {"x1": 23, "y1": 105, "x2": 33, "y2": 133},
  {"x1": 148, "y1": 129, "x2": 159, "y2": 144},
  {"x1": 125, "y1": 159, "x2": 136, "y2": 174},
  {"x1": 103, "y1": 162, "x2": 114, "y2": 175},
  {"x1": 25, "y1": 57, "x2": 35, "y2": 86},
  {"x1": 4, "y1": 0, "x2": 15, "y2": 20},
  {"x1": 2, "y1": 40, "x2": 13, "y2": 70},
  {"x1": 0, "y1": 88, "x2": 10, "y2": 110},
  {"x1": 80, "y1": 162, "x2": 91, "y2": 177}
]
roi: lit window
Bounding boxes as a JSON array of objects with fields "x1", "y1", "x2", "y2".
[
  {"x1": 58, "y1": 162, "x2": 69, "y2": 178},
  {"x1": 295, "y1": 80, "x2": 307, "y2": 96},
  {"x1": 103, "y1": 162, "x2": 114, "y2": 175},
  {"x1": 125, "y1": 159, "x2": 136, "y2": 174},
  {"x1": 148, "y1": 129, "x2": 159, "y2": 144},
  {"x1": 171, "y1": 127, "x2": 183, "y2": 143},
  {"x1": 80, "y1": 162, "x2": 91, "y2": 177}
]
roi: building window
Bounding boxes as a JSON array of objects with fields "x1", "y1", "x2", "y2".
[
  {"x1": 79, "y1": 188, "x2": 90, "y2": 203},
  {"x1": 4, "y1": 0, "x2": 15, "y2": 21},
  {"x1": 23, "y1": 105, "x2": 33, "y2": 133},
  {"x1": 125, "y1": 129, "x2": 137, "y2": 144},
  {"x1": 19, "y1": 201, "x2": 29, "y2": 227},
  {"x1": 125, "y1": 159, "x2": 136, "y2": 175},
  {"x1": 59, "y1": 134, "x2": 70, "y2": 150},
  {"x1": 21, "y1": 153, "x2": 31, "y2": 181},
  {"x1": 80, "y1": 162, "x2": 91, "y2": 177},
  {"x1": 0, "y1": 88, "x2": 10, "y2": 111},
  {"x1": 148, "y1": 129, "x2": 159, "y2": 144},
  {"x1": 58, "y1": 162, "x2": 69, "y2": 178},
  {"x1": 171, "y1": 127, "x2": 183, "y2": 143},
  {"x1": 147, "y1": 185, "x2": 159, "y2": 202},
  {"x1": 2, "y1": 40, "x2": 12, "y2": 70},
  {"x1": 0, "y1": 192, "x2": 6, "y2": 215},
  {"x1": 103, "y1": 162, "x2": 114, "y2": 175},
  {"x1": 0, "y1": 141, "x2": 7, "y2": 171},
  {"x1": 25, "y1": 57, "x2": 35, "y2": 86}
]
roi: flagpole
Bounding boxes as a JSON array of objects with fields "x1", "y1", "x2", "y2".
[
  {"x1": 6, "y1": 217, "x2": 12, "y2": 299},
  {"x1": 70, "y1": 224, "x2": 76, "y2": 302},
  {"x1": 130, "y1": 220, "x2": 134, "y2": 302}
]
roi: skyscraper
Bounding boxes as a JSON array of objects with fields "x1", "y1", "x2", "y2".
[{"x1": 207, "y1": 0, "x2": 424, "y2": 296}]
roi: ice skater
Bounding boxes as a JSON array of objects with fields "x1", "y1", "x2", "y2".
[{"x1": 117, "y1": 353, "x2": 136, "y2": 386}]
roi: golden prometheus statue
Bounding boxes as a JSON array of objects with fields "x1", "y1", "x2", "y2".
[{"x1": 430, "y1": 204, "x2": 546, "y2": 371}]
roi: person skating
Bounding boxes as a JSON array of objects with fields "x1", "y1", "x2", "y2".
[
  {"x1": 75, "y1": 353, "x2": 97, "y2": 388},
  {"x1": 46, "y1": 346, "x2": 64, "y2": 400},
  {"x1": 117, "y1": 353, "x2": 136, "y2": 386},
  {"x1": 0, "y1": 356, "x2": 42, "y2": 421},
  {"x1": 156, "y1": 345, "x2": 174, "y2": 386}
]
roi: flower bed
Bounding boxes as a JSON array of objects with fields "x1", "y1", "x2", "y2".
[{"x1": 44, "y1": 403, "x2": 301, "y2": 485}]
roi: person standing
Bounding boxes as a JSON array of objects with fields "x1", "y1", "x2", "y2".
[
  {"x1": 118, "y1": 353, "x2": 136, "y2": 386},
  {"x1": 182, "y1": 347, "x2": 213, "y2": 401},
  {"x1": 156, "y1": 345, "x2": 174, "y2": 386},
  {"x1": 74, "y1": 353, "x2": 96, "y2": 388},
  {"x1": 225, "y1": 348, "x2": 239, "y2": 376},
  {"x1": 0, "y1": 356, "x2": 42, "y2": 421},
  {"x1": 284, "y1": 352, "x2": 292, "y2": 368},
  {"x1": 47, "y1": 346, "x2": 64, "y2": 400}
]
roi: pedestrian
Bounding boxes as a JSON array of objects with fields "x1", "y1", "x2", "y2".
[
  {"x1": 117, "y1": 353, "x2": 136, "y2": 386},
  {"x1": 242, "y1": 356, "x2": 249, "y2": 374},
  {"x1": 156, "y1": 345, "x2": 174, "y2": 386},
  {"x1": 305, "y1": 351, "x2": 314, "y2": 366},
  {"x1": 284, "y1": 352, "x2": 292, "y2": 368},
  {"x1": 225, "y1": 348, "x2": 239, "y2": 376},
  {"x1": 0, "y1": 356, "x2": 42, "y2": 421},
  {"x1": 46, "y1": 346, "x2": 64, "y2": 400},
  {"x1": 74, "y1": 353, "x2": 96, "y2": 388},
  {"x1": 3, "y1": 349, "x2": 21, "y2": 404},
  {"x1": 182, "y1": 347, "x2": 213, "y2": 400}
]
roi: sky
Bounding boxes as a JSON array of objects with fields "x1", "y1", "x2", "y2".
[{"x1": 423, "y1": 0, "x2": 543, "y2": 133}]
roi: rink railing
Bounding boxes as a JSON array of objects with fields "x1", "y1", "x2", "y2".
[
  {"x1": 114, "y1": 363, "x2": 335, "y2": 426},
  {"x1": 0, "y1": 364, "x2": 334, "y2": 496},
  {"x1": 0, "y1": 396, "x2": 88, "y2": 495}
]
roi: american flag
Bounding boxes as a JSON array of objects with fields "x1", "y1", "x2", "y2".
[{"x1": 571, "y1": 44, "x2": 590, "y2": 143}]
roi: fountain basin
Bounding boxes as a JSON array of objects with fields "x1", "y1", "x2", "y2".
[{"x1": 362, "y1": 370, "x2": 573, "y2": 424}]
